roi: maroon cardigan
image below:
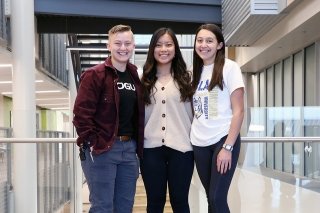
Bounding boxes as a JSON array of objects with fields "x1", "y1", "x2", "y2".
[{"x1": 73, "y1": 57, "x2": 144, "y2": 158}]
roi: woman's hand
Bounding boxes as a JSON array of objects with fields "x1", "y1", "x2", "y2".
[
  {"x1": 215, "y1": 87, "x2": 244, "y2": 174},
  {"x1": 217, "y1": 149, "x2": 232, "y2": 174}
]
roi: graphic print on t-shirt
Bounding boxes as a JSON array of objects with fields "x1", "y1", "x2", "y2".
[
  {"x1": 193, "y1": 96, "x2": 203, "y2": 119},
  {"x1": 117, "y1": 82, "x2": 136, "y2": 91},
  {"x1": 116, "y1": 70, "x2": 137, "y2": 136},
  {"x1": 194, "y1": 79, "x2": 219, "y2": 120}
]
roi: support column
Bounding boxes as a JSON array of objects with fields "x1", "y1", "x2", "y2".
[
  {"x1": 11, "y1": 0, "x2": 37, "y2": 212},
  {"x1": 68, "y1": 51, "x2": 83, "y2": 213}
]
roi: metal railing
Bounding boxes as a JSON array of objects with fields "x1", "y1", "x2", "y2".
[
  {"x1": 0, "y1": 0, "x2": 11, "y2": 48},
  {"x1": 38, "y1": 34, "x2": 69, "y2": 87},
  {"x1": 0, "y1": 128, "x2": 12, "y2": 213},
  {"x1": 0, "y1": 136, "x2": 319, "y2": 213},
  {"x1": 240, "y1": 137, "x2": 320, "y2": 180},
  {"x1": 0, "y1": 132, "x2": 72, "y2": 213}
]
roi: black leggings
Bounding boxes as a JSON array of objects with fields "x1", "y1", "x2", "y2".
[{"x1": 193, "y1": 135, "x2": 240, "y2": 213}]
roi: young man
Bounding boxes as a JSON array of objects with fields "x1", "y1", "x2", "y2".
[{"x1": 73, "y1": 24, "x2": 144, "y2": 213}]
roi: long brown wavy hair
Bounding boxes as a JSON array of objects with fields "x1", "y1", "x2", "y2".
[
  {"x1": 141, "y1": 27, "x2": 193, "y2": 105},
  {"x1": 192, "y1": 24, "x2": 225, "y2": 93}
]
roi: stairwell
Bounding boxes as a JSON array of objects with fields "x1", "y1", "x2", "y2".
[
  {"x1": 82, "y1": 175, "x2": 173, "y2": 213},
  {"x1": 134, "y1": 175, "x2": 173, "y2": 213}
]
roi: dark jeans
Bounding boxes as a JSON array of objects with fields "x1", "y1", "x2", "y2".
[
  {"x1": 81, "y1": 139, "x2": 139, "y2": 213},
  {"x1": 193, "y1": 135, "x2": 241, "y2": 213},
  {"x1": 140, "y1": 146, "x2": 194, "y2": 213}
]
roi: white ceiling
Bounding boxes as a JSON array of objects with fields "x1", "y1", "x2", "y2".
[
  {"x1": 0, "y1": 47, "x2": 69, "y2": 110},
  {"x1": 240, "y1": 6, "x2": 320, "y2": 72}
]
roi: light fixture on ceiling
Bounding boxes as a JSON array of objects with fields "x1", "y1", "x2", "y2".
[
  {"x1": 36, "y1": 90, "x2": 61, "y2": 94},
  {"x1": 0, "y1": 80, "x2": 44, "y2": 84},
  {"x1": 0, "y1": 81, "x2": 12, "y2": 84},
  {"x1": 0, "y1": 64, "x2": 12, "y2": 68},
  {"x1": 36, "y1": 98, "x2": 69, "y2": 101},
  {"x1": 50, "y1": 107, "x2": 70, "y2": 110},
  {"x1": 2, "y1": 90, "x2": 62, "y2": 95},
  {"x1": 40, "y1": 103, "x2": 69, "y2": 106}
]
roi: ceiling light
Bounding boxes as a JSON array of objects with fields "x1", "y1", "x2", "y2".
[
  {"x1": 50, "y1": 107, "x2": 70, "y2": 110},
  {"x1": 2, "y1": 90, "x2": 62, "y2": 95},
  {"x1": 1, "y1": 92, "x2": 12, "y2": 95},
  {"x1": 36, "y1": 90, "x2": 61, "y2": 94},
  {"x1": 0, "y1": 81, "x2": 12, "y2": 84},
  {"x1": 0, "y1": 64, "x2": 12, "y2": 68},
  {"x1": 0, "y1": 80, "x2": 44, "y2": 84},
  {"x1": 36, "y1": 98, "x2": 69, "y2": 101},
  {"x1": 40, "y1": 103, "x2": 69, "y2": 106}
]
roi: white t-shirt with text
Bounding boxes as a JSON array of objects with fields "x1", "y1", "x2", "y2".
[{"x1": 190, "y1": 58, "x2": 244, "y2": 146}]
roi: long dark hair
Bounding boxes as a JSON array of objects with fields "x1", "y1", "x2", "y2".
[
  {"x1": 141, "y1": 27, "x2": 192, "y2": 105},
  {"x1": 192, "y1": 24, "x2": 225, "y2": 93}
]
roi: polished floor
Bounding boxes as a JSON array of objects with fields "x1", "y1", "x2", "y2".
[
  {"x1": 228, "y1": 168, "x2": 320, "y2": 213},
  {"x1": 81, "y1": 167, "x2": 320, "y2": 213}
]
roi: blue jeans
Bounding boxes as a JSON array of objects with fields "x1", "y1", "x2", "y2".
[
  {"x1": 193, "y1": 135, "x2": 241, "y2": 213},
  {"x1": 140, "y1": 146, "x2": 194, "y2": 213},
  {"x1": 81, "y1": 139, "x2": 139, "y2": 213}
]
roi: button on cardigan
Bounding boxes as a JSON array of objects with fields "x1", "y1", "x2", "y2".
[{"x1": 144, "y1": 79, "x2": 193, "y2": 153}]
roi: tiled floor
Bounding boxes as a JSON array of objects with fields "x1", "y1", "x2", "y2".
[
  {"x1": 82, "y1": 168, "x2": 320, "y2": 213},
  {"x1": 228, "y1": 168, "x2": 320, "y2": 213}
]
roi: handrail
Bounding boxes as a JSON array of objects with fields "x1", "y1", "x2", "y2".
[
  {"x1": 1, "y1": 135, "x2": 319, "y2": 213},
  {"x1": 0, "y1": 138, "x2": 77, "y2": 143},
  {"x1": 0, "y1": 137, "x2": 320, "y2": 143},
  {"x1": 241, "y1": 136, "x2": 320, "y2": 143}
]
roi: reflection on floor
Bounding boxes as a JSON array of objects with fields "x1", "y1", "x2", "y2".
[
  {"x1": 229, "y1": 168, "x2": 320, "y2": 213},
  {"x1": 82, "y1": 183, "x2": 90, "y2": 213},
  {"x1": 82, "y1": 167, "x2": 320, "y2": 213}
]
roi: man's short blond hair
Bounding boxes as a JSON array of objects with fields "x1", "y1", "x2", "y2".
[{"x1": 108, "y1": 24, "x2": 132, "y2": 35}]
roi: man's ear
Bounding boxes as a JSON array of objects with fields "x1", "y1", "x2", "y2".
[{"x1": 217, "y1": 42, "x2": 223, "y2": 50}]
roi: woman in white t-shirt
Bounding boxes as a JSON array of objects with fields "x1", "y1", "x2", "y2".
[
  {"x1": 191, "y1": 24, "x2": 245, "y2": 213},
  {"x1": 140, "y1": 27, "x2": 194, "y2": 213}
]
